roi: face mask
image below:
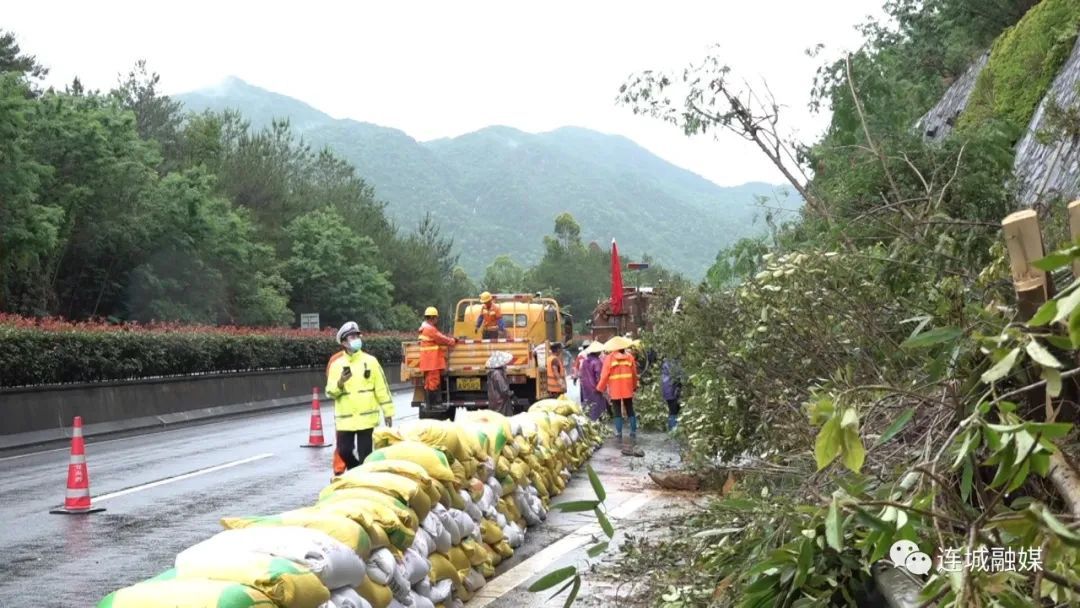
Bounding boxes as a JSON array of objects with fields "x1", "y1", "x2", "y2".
[{"x1": 348, "y1": 338, "x2": 363, "y2": 352}]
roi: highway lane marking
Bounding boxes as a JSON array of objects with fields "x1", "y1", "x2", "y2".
[
  {"x1": 468, "y1": 490, "x2": 656, "y2": 607},
  {"x1": 93, "y1": 453, "x2": 274, "y2": 502},
  {"x1": 0, "y1": 391, "x2": 415, "y2": 463}
]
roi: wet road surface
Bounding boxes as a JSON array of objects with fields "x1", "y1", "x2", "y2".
[{"x1": 0, "y1": 383, "x2": 684, "y2": 608}]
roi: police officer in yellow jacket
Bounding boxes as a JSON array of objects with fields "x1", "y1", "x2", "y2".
[{"x1": 326, "y1": 321, "x2": 394, "y2": 470}]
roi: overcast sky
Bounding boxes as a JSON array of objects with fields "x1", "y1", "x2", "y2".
[{"x1": 6, "y1": 1, "x2": 885, "y2": 187}]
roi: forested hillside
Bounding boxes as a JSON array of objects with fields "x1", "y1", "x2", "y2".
[
  {"x1": 0, "y1": 42, "x2": 470, "y2": 331},
  {"x1": 177, "y1": 78, "x2": 790, "y2": 277}
]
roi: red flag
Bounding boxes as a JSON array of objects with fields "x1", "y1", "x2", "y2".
[{"x1": 611, "y1": 239, "x2": 624, "y2": 315}]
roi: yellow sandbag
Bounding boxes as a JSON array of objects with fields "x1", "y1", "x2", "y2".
[
  {"x1": 509, "y1": 460, "x2": 530, "y2": 486},
  {"x1": 357, "y1": 459, "x2": 442, "y2": 506},
  {"x1": 373, "y1": 427, "x2": 405, "y2": 450},
  {"x1": 321, "y1": 472, "x2": 431, "y2": 521},
  {"x1": 498, "y1": 497, "x2": 523, "y2": 525},
  {"x1": 366, "y1": 441, "x2": 455, "y2": 483},
  {"x1": 356, "y1": 577, "x2": 393, "y2": 608},
  {"x1": 97, "y1": 578, "x2": 276, "y2": 608},
  {"x1": 530, "y1": 398, "x2": 580, "y2": 417},
  {"x1": 172, "y1": 551, "x2": 329, "y2": 608},
  {"x1": 449, "y1": 485, "x2": 466, "y2": 510},
  {"x1": 318, "y1": 488, "x2": 420, "y2": 531},
  {"x1": 459, "y1": 417, "x2": 510, "y2": 457},
  {"x1": 312, "y1": 499, "x2": 415, "y2": 551},
  {"x1": 462, "y1": 457, "x2": 478, "y2": 480},
  {"x1": 480, "y1": 519, "x2": 505, "y2": 545},
  {"x1": 447, "y1": 546, "x2": 471, "y2": 573},
  {"x1": 495, "y1": 456, "x2": 511, "y2": 479},
  {"x1": 501, "y1": 443, "x2": 517, "y2": 461},
  {"x1": 493, "y1": 539, "x2": 514, "y2": 559},
  {"x1": 450, "y1": 460, "x2": 467, "y2": 486},
  {"x1": 484, "y1": 543, "x2": 503, "y2": 566},
  {"x1": 460, "y1": 539, "x2": 490, "y2": 567},
  {"x1": 498, "y1": 475, "x2": 516, "y2": 497},
  {"x1": 403, "y1": 420, "x2": 469, "y2": 464},
  {"x1": 220, "y1": 511, "x2": 373, "y2": 558},
  {"x1": 455, "y1": 586, "x2": 474, "y2": 602},
  {"x1": 512, "y1": 436, "x2": 531, "y2": 455},
  {"x1": 529, "y1": 472, "x2": 550, "y2": 499},
  {"x1": 429, "y1": 553, "x2": 462, "y2": 586},
  {"x1": 479, "y1": 561, "x2": 495, "y2": 578},
  {"x1": 459, "y1": 428, "x2": 485, "y2": 461}
]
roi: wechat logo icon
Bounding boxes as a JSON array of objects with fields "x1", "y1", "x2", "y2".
[{"x1": 890, "y1": 540, "x2": 932, "y2": 575}]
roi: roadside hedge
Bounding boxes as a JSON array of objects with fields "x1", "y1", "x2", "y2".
[{"x1": 0, "y1": 315, "x2": 410, "y2": 388}]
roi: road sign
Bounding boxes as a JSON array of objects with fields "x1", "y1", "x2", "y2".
[{"x1": 300, "y1": 313, "x2": 320, "y2": 330}]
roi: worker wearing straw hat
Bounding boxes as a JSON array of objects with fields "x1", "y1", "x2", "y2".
[{"x1": 597, "y1": 335, "x2": 644, "y2": 456}]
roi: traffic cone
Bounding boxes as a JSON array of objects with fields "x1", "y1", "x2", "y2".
[
  {"x1": 50, "y1": 416, "x2": 105, "y2": 514},
  {"x1": 301, "y1": 387, "x2": 332, "y2": 448}
]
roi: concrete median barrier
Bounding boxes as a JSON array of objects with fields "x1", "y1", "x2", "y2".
[{"x1": 0, "y1": 365, "x2": 407, "y2": 451}]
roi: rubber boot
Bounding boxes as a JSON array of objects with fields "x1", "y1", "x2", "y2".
[
  {"x1": 668, "y1": 415, "x2": 678, "y2": 431},
  {"x1": 614, "y1": 416, "x2": 624, "y2": 440},
  {"x1": 622, "y1": 416, "x2": 644, "y2": 457}
]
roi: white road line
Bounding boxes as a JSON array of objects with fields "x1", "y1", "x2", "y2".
[
  {"x1": 93, "y1": 453, "x2": 274, "y2": 502},
  {"x1": 468, "y1": 491, "x2": 656, "y2": 607},
  {"x1": 0, "y1": 446, "x2": 70, "y2": 462},
  {"x1": 0, "y1": 392, "x2": 414, "y2": 463}
]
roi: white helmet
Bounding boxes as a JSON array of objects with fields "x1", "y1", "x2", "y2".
[{"x1": 336, "y1": 321, "x2": 360, "y2": 343}]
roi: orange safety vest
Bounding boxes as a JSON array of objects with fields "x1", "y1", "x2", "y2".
[
  {"x1": 547, "y1": 353, "x2": 566, "y2": 393},
  {"x1": 597, "y1": 351, "x2": 637, "y2": 400},
  {"x1": 478, "y1": 303, "x2": 502, "y2": 329},
  {"x1": 418, "y1": 321, "x2": 454, "y2": 371}
]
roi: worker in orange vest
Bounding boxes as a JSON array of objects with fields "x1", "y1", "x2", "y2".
[
  {"x1": 597, "y1": 335, "x2": 642, "y2": 456},
  {"x1": 419, "y1": 306, "x2": 456, "y2": 410},
  {"x1": 546, "y1": 342, "x2": 567, "y2": 397},
  {"x1": 475, "y1": 291, "x2": 505, "y2": 339}
]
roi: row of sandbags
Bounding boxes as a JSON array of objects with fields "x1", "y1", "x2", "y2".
[{"x1": 97, "y1": 397, "x2": 603, "y2": 608}]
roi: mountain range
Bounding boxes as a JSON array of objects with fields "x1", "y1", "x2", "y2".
[{"x1": 177, "y1": 77, "x2": 795, "y2": 278}]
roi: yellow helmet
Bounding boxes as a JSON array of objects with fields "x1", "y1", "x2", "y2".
[
  {"x1": 479, "y1": 291, "x2": 493, "y2": 303},
  {"x1": 424, "y1": 306, "x2": 439, "y2": 317}
]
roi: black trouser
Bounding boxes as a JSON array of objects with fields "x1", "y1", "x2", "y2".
[
  {"x1": 336, "y1": 428, "x2": 374, "y2": 471},
  {"x1": 612, "y1": 397, "x2": 635, "y2": 418},
  {"x1": 666, "y1": 398, "x2": 681, "y2": 417}
]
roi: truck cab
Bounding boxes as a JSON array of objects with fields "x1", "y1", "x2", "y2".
[{"x1": 401, "y1": 294, "x2": 574, "y2": 419}]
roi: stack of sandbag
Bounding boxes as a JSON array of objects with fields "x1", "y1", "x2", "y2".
[
  {"x1": 98, "y1": 525, "x2": 367, "y2": 608},
  {"x1": 96, "y1": 395, "x2": 604, "y2": 608}
]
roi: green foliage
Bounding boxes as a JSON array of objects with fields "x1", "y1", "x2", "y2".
[
  {"x1": 285, "y1": 208, "x2": 393, "y2": 330},
  {"x1": 0, "y1": 317, "x2": 406, "y2": 387},
  {"x1": 958, "y1": 0, "x2": 1080, "y2": 134},
  {"x1": 0, "y1": 38, "x2": 474, "y2": 330},
  {"x1": 532, "y1": 463, "x2": 612, "y2": 606},
  {"x1": 705, "y1": 237, "x2": 769, "y2": 288},
  {"x1": 481, "y1": 255, "x2": 527, "y2": 293},
  {"x1": 615, "y1": 2, "x2": 1080, "y2": 604}
]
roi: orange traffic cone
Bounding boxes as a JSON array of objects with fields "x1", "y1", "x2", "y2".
[
  {"x1": 50, "y1": 416, "x2": 105, "y2": 514},
  {"x1": 301, "y1": 388, "x2": 332, "y2": 448}
]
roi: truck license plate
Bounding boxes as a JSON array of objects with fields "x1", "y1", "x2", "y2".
[{"x1": 456, "y1": 378, "x2": 481, "y2": 391}]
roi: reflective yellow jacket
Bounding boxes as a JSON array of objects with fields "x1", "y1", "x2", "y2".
[{"x1": 325, "y1": 350, "x2": 394, "y2": 431}]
